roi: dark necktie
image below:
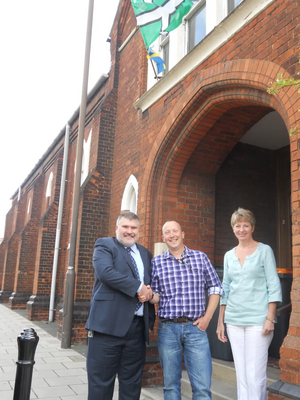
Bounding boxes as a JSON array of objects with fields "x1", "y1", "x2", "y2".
[{"x1": 126, "y1": 247, "x2": 142, "y2": 311}]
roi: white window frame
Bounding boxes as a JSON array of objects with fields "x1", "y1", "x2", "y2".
[
  {"x1": 184, "y1": 0, "x2": 207, "y2": 55},
  {"x1": 121, "y1": 175, "x2": 138, "y2": 214},
  {"x1": 159, "y1": 33, "x2": 170, "y2": 76}
]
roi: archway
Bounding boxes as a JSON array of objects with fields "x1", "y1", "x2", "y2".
[{"x1": 140, "y1": 58, "x2": 300, "y2": 374}]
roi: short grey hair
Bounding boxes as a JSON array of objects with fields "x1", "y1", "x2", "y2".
[
  {"x1": 116, "y1": 211, "x2": 140, "y2": 227},
  {"x1": 231, "y1": 208, "x2": 256, "y2": 227}
]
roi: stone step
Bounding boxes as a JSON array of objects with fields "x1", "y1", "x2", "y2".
[
  {"x1": 141, "y1": 385, "x2": 190, "y2": 400},
  {"x1": 211, "y1": 358, "x2": 280, "y2": 386},
  {"x1": 140, "y1": 376, "x2": 237, "y2": 400},
  {"x1": 181, "y1": 370, "x2": 238, "y2": 400},
  {"x1": 140, "y1": 358, "x2": 280, "y2": 400}
]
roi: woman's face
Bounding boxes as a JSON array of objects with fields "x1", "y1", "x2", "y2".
[{"x1": 232, "y1": 219, "x2": 254, "y2": 242}]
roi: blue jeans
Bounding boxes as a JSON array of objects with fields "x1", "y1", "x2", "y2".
[{"x1": 158, "y1": 320, "x2": 212, "y2": 400}]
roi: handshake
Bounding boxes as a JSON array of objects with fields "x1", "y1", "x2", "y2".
[{"x1": 138, "y1": 284, "x2": 153, "y2": 302}]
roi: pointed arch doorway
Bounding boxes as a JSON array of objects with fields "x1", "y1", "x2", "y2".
[
  {"x1": 140, "y1": 58, "x2": 299, "y2": 370},
  {"x1": 214, "y1": 110, "x2": 292, "y2": 359}
]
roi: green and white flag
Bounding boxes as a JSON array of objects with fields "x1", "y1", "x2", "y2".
[{"x1": 131, "y1": 0, "x2": 195, "y2": 49}]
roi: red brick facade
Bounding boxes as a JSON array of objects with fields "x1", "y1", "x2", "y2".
[{"x1": 0, "y1": 0, "x2": 300, "y2": 394}]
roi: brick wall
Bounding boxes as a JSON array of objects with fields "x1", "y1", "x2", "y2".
[
  {"x1": 26, "y1": 160, "x2": 62, "y2": 320},
  {"x1": 9, "y1": 170, "x2": 46, "y2": 309},
  {"x1": 0, "y1": 197, "x2": 26, "y2": 302},
  {"x1": 55, "y1": 86, "x2": 117, "y2": 341},
  {"x1": 108, "y1": 0, "x2": 300, "y2": 389}
]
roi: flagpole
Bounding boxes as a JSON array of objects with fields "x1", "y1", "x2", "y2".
[
  {"x1": 61, "y1": 0, "x2": 94, "y2": 349},
  {"x1": 150, "y1": 59, "x2": 159, "y2": 79}
]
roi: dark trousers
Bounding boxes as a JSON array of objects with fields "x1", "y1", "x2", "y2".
[{"x1": 86, "y1": 317, "x2": 146, "y2": 400}]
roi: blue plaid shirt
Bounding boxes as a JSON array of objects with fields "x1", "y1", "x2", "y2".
[{"x1": 151, "y1": 246, "x2": 223, "y2": 320}]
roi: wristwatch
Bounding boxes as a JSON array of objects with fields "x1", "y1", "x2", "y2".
[
  {"x1": 266, "y1": 317, "x2": 276, "y2": 323},
  {"x1": 151, "y1": 292, "x2": 155, "y2": 300}
]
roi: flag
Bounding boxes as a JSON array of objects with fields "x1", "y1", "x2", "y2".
[
  {"x1": 131, "y1": 0, "x2": 195, "y2": 49},
  {"x1": 147, "y1": 47, "x2": 166, "y2": 74}
]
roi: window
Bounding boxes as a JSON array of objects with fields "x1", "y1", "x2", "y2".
[
  {"x1": 228, "y1": 0, "x2": 243, "y2": 13},
  {"x1": 45, "y1": 172, "x2": 53, "y2": 209},
  {"x1": 187, "y1": 1, "x2": 206, "y2": 52},
  {"x1": 121, "y1": 175, "x2": 138, "y2": 214},
  {"x1": 160, "y1": 34, "x2": 169, "y2": 76},
  {"x1": 81, "y1": 130, "x2": 92, "y2": 185},
  {"x1": 46, "y1": 172, "x2": 53, "y2": 198},
  {"x1": 18, "y1": 187, "x2": 21, "y2": 201},
  {"x1": 27, "y1": 198, "x2": 31, "y2": 214}
]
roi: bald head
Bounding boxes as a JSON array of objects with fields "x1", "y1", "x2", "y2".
[{"x1": 162, "y1": 221, "x2": 182, "y2": 235}]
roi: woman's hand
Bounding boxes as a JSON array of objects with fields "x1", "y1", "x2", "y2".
[
  {"x1": 262, "y1": 319, "x2": 275, "y2": 335},
  {"x1": 216, "y1": 305, "x2": 227, "y2": 342},
  {"x1": 216, "y1": 321, "x2": 227, "y2": 343}
]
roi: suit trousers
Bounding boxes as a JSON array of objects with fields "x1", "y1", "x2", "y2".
[{"x1": 86, "y1": 316, "x2": 146, "y2": 400}]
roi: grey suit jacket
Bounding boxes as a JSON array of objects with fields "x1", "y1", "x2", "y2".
[{"x1": 85, "y1": 237, "x2": 155, "y2": 343}]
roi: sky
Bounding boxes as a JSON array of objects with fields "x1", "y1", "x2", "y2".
[{"x1": 0, "y1": 0, "x2": 120, "y2": 238}]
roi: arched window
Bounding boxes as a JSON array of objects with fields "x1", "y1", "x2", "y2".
[
  {"x1": 27, "y1": 198, "x2": 31, "y2": 214},
  {"x1": 45, "y1": 172, "x2": 53, "y2": 209},
  {"x1": 46, "y1": 172, "x2": 53, "y2": 198},
  {"x1": 121, "y1": 175, "x2": 138, "y2": 214},
  {"x1": 81, "y1": 130, "x2": 92, "y2": 185}
]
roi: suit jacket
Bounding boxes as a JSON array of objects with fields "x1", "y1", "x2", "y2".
[{"x1": 85, "y1": 237, "x2": 155, "y2": 343}]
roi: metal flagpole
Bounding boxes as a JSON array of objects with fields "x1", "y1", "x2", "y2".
[
  {"x1": 150, "y1": 59, "x2": 158, "y2": 79},
  {"x1": 61, "y1": 0, "x2": 94, "y2": 349}
]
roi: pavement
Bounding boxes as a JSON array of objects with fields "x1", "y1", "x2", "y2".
[
  {"x1": 0, "y1": 303, "x2": 91, "y2": 400},
  {"x1": 0, "y1": 303, "x2": 280, "y2": 400}
]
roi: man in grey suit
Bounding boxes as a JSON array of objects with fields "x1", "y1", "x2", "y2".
[{"x1": 86, "y1": 211, "x2": 155, "y2": 400}]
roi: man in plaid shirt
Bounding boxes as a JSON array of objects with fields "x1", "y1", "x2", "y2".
[{"x1": 150, "y1": 221, "x2": 223, "y2": 400}]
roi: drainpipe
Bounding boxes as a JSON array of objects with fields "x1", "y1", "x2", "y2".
[{"x1": 49, "y1": 124, "x2": 70, "y2": 322}]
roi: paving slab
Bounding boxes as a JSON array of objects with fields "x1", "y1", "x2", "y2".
[{"x1": 0, "y1": 304, "x2": 89, "y2": 399}]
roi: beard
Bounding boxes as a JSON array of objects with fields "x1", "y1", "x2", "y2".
[{"x1": 116, "y1": 232, "x2": 138, "y2": 247}]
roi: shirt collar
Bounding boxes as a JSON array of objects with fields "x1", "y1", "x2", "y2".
[
  {"x1": 125, "y1": 243, "x2": 138, "y2": 254},
  {"x1": 164, "y1": 245, "x2": 190, "y2": 259}
]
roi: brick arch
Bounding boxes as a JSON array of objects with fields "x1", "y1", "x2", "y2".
[{"x1": 139, "y1": 59, "x2": 300, "y2": 245}]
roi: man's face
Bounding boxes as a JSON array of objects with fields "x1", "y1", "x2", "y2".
[
  {"x1": 162, "y1": 221, "x2": 185, "y2": 253},
  {"x1": 116, "y1": 217, "x2": 140, "y2": 247}
]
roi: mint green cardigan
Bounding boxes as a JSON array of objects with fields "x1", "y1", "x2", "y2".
[{"x1": 220, "y1": 243, "x2": 282, "y2": 326}]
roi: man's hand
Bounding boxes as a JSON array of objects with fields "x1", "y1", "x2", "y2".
[
  {"x1": 138, "y1": 284, "x2": 152, "y2": 302},
  {"x1": 193, "y1": 315, "x2": 210, "y2": 332}
]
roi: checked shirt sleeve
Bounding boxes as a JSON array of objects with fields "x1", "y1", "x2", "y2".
[
  {"x1": 151, "y1": 258, "x2": 160, "y2": 295},
  {"x1": 202, "y1": 253, "x2": 224, "y2": 297}
]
